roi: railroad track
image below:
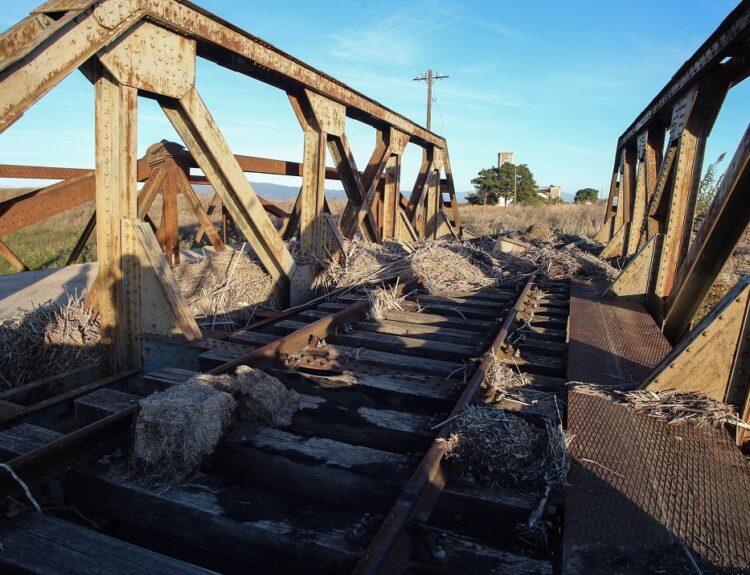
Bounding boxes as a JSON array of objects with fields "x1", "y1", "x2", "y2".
[{"x1": 0, "y1": 278, "x2": 570, "y2": 574}]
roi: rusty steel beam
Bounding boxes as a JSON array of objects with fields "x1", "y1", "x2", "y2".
[
  {"x1": 0, "y1": 173, "x2": 95, "y2": 237},
  {"x1": 353, "y1": 277, "x2": 534, "y2": 575},
  {"x1": 66, "y1": 210, "x2": 96, "y2": 266},
  {"x1": 0, "y1": 237, "x2": 28, "y2": 271},
  {"x1": 0, "y1": 153, "x2": 337, "y2": 182},
  {"x1": 0, "y1": 164, "x2": 91, "y2": 180},
  {"x1": 663, "y1": 122, "x2": 750, "y2": 341},
  {"x1": 617, "y1": 0, "x2": 750, "y2": 148},
  {"x1": 134, "y1": 0, "x2": 446, "y2": 148},
  {"x1": 0, "y1": 2, "x2": 143, "y2": 135},
  {"x1": 231, "y1": 154, "x2": 339, "y2": 180},
  {"x1": 3, "y1": 0, "x2": 445, "y2": 146}
]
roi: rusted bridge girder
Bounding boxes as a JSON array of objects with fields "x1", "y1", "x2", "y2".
[
  {"x1": 599, "y1": 0, "x2": 750, "y2": 443},
  {"x1": 0, "y1": 0, "x2": 463, "y2": 370}
]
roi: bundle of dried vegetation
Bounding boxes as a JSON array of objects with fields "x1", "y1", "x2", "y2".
[
  {"x1": 0, "y1": 296, "x2": 100, "y2": 389},
  {"x1": 365, "y1": 281, "x2": 410, "y2": 320},
  {"x1": 132, "y1": 378, "x2": 236, "y2": 483},
  {"x1": 410, "y1": 242, "x2": 500, "y2": 293},
  {"x1": 484, "y1": 357, "x2": 530, "y2": 400},
  {"x1": 495, "y1": 244, "x2": 618, "y2": 281},
  {"x1": 444, "y1": 406, "x2": 568, "y2": 493},
  {"x1": 307, "y1": 238, "x2": 502, "y2": 296},
  {"x1": 572, "y1": 384, "x2": 746, "y2": 429},
  {"x1": 310, "y1": 240, "x2": 412, "y2": 291},
  {"x1": 232, "y1": 365, "x2": 300, "y2": 426},
  {"x1": 131, "y1": 366, "x2": 300, "y2": 484},
  {"x1": 174, "y1": 248, "x2": 281, "y2": 330}
]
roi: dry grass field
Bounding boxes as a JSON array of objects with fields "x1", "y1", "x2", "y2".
[
  {"x1": 0, "y1": 196, "x2": 606, "y2": 275},
  {"x1": 458, "y1": 202, "x2": 607, "y2": 238}
]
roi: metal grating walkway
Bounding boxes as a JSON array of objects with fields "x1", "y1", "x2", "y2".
[
  {"x1": 567, "y1": 279, "x2": 672, "y2": 387},
  {"x1": 563, "y1": 391, "x2": 750, "y2": 574}
]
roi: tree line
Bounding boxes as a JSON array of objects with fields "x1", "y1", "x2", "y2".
[{"x1": 465, "y1": 162, "x2": 599, "y2": 205}]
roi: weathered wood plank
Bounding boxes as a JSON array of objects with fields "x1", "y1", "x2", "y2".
[
  {"x1": 383, "y1": 310, "x2": 496, "y2": 332},
  {"x1": 272, "y1": 391, "x2": 435, "y2": 453},
  {"x1": 272, "y1": 368, "x2": 457, "y2": 413},
  {"x1": 403, "y1": 298, "x2": 502, "y2": 320},
  {"x1": 68, "y1": 469, "x2": 362, "y2": 574},
  {"x1": 217, "y1": 427, "x2": 410, "y2": 512},
  {"x1": 354, "y1": 319, "x2": 484, "y2": 345},
  {"x1": 0, "y1": 513, "x2": 216, "y2": 575},
  {"x1": 228, "y1": 330, "x2": 279, "y2": 347},
  {"x1": 499, "y1": 353, "x2": 566, "y2": 377},
  {"x1": 197, "y1": 341, "x2": 255, "y2": 368},
  {"x1": 0, "y1": 422, "x2": 62, "y2": 458},
  {"x1": 74, "y1": 388, "x2": 140, "y2": 425},
  {"x1": 329, "y1": 330, "x2": 480, "y2": 361},
  {"x1": 431, "y1": 482, "x2": 556, "y2": 544},
  {"x1": 407, "y1": 527, "x2": 552, "y2": 575},
  {"x1": 302, "y1": 344, "x2": 465, "y2": 377}
]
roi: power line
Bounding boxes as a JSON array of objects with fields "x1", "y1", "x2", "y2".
[{"x1": 413, "y1": 69, "x2": 448, "y2": 132}]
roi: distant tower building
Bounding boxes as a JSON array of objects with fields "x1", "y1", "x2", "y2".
[{"x1": 498, "y1": 152, "x2": 513, "y2": 168}]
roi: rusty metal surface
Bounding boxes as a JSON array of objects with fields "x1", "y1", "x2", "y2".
[
  {"x1": 568, "y1": 279, "x2": 672, "y2": 386},
  {"x1": 563, "y1": 391, "x2": 750, "y2": 573}
]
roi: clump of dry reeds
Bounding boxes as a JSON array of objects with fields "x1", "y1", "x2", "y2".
[
  {"x1": 233, "y1": 365, "x2": 299, "y2": 426},
  {"x1": 484, "y1": 356, "x2": 530, "y2": 401},
  {"x1": 310, "y1": 240, "x2": 413, "y2": 291},
  {"x1": 571, "y1": 384, "x2": 747, "y2": 429},
  {"x1": 444, "y1": 406, "x2": 548, "y2": 492},
  {"x1": 0, "y1": 296, "x2": 100, "y2": 389},
  {"x1": 307, "y1": 239, "x2": 503, "y2": 295},
  {"x1": 131, "y1": 365, "x2": 299, "y2": 484},
  {"x1": 365, "y1": 281, "x2": 411, "y2": 320},
  {"x1": 174, "y1": 248, "x2": 281, "y2": 330},
  {"x1": 495, "y1": 243, "x2": 618, "y2": 281},
  {"x1": 132, "y1": 378, "x2": 236, "y2": 484},
  {"x1": 410, "y1": 242, "x2": 499, "y2": 293}
]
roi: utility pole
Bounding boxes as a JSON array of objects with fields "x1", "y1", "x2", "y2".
[{"x1": 413, "y1": 69, "x2": 449, "y2": 131}]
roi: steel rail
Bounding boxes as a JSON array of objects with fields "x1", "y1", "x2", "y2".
[
  {"x1": 0, "y1": 282, "x2": 416, "y2": 498},
  {"x1": 352, "y1": 276, "x2": 535, "y2": 575}
]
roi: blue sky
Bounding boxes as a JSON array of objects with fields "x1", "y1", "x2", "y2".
[{"x1": 1, "y1": 0, "x2": 747, "y2": 199}]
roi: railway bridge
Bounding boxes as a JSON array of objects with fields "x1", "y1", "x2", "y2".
[{"x1": 0, "y1": 1, "x2": 748, "y2": 573}]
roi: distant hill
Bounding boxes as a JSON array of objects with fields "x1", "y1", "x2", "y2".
[
  {"x1": 195, "y1": 182, "x2": 349, "y2": 202},
  {"x1": 196, "y1": 183, "x2": 576, "y2": 204}
]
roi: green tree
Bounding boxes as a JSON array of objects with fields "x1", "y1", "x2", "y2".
[
  {"x1": 696, "y1": 153, "x2": 726, "y2": 218},
  {"x1": 466, "y1": 167, "x2": 503, "y2": 205},
  {"x1": 575, "y1": 188, "x2": 599, "y2": 203},
  {"x1": 466, "y1": 163, "x2": 538, "y2": 205}
]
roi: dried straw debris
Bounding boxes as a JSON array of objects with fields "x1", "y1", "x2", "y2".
[
  {"x1": 307, "y1": 238, "x2": 503, "y2": 295},
  {"x1": 496, "y1": 244, "x2": 618, "y2": 281},
  {"x1": 131, "y1": 366, "x2": 299, "y2": 484},
  {"x1": 444, "y1": 406, "x2": 548, "y2": 492},
  {"x1": 174, "y1": 248, "x2": 281, "y2": 330},
  {"x1": 571, "y1": 383, "x2": 746, "y2": 429},
  {"x1": 0, "y1": 296, "x2": 100, "y2": 389},
  {"x1": 484, "y1": 356, "x2": 530, "y2": 400},
  {"x1": 410, "y1": 242, "x2": 499, "y2": 294},
  {"x1": 132, "y1": 379, "x2": 236, "y2": 483},
  {"x1": 365, "y1": 281, "x2": 410, "y2": 320},
  {"x1": 233, "y1": 365, "x2": 299, "y2": 426},
  {"x1": 310, "y1": 240, "x2": 413, "y2": 291}
]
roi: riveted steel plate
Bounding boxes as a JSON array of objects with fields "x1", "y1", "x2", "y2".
[{"x1": 563, "y1": 391, "x2": 750, "y2": 574}]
